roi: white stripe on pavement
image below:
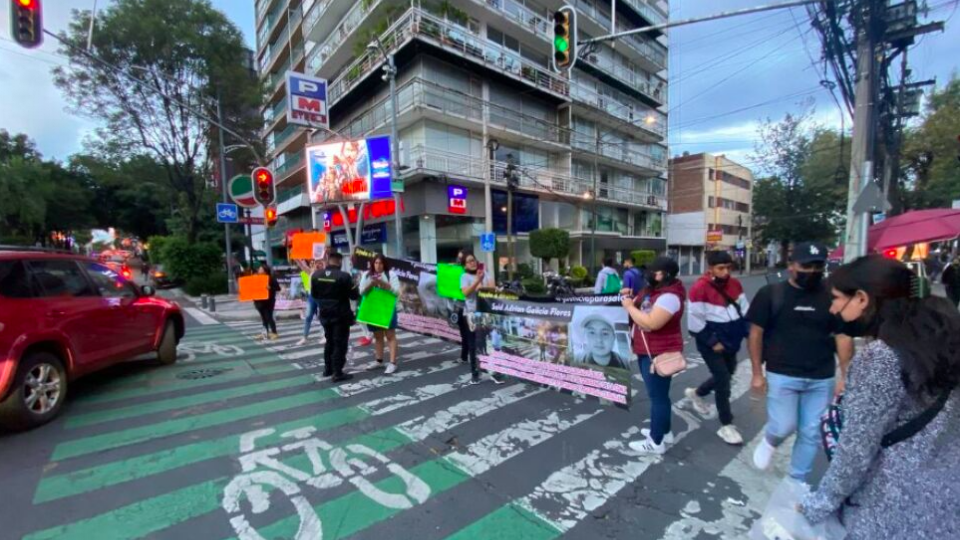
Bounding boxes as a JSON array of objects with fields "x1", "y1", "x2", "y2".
[{"x1": 183, "y1": 307, "x2": 219, "y2": 326}]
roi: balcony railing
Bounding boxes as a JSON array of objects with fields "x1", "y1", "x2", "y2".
[
  {"x1": 326, "y1": 8, "x2": 569, "y2": 107},
  {"x1": 577, "y1": 0, "x2": 667, "y2": 69},
  {"x1": 405, "y1": 145, "x2": 666, "y2": 209},
  {"x1": 267, "y1": 123, "x2": 301, "y2": 155},
  {"x1": 273, "y1": 149, "x2": 306, "y2": 179},
  {"x1": 476, "y1": 0, "x2": 550, "y2": 38},
  {"x1": 569, "y1": 81, "x2": 666, "y2": 138},
  {"x1": 620, "y1": 0, "x2": 667, "y2": 26},
  {"x1": 306, "y1": 0, "x2": 389, "y2": 76},
  {"x1": 263, "y1": 98, "x2": 287, "y2": 129},
  {"x1": 571, "y1": 133, "x2": 665, "y2": 173},
  {"x1": 581, "y1": 50, "x2": 665, "y2": 104}
]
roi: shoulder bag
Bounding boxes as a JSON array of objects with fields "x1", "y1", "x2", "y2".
[{"x1": 639, "y1": 326, "x2": 687, "y2": 377}]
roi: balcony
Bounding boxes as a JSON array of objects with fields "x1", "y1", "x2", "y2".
[
  {"x1": 571, "y1": 133, "x2": 665, "y2": 175},
  {"x1": 325, "y1": 8, "x2": 569, "y2": 108},
  {"x1": 405, "y1": 145, "x2": 666, "y2": 210},
  {"x1": 263, "y1": 98, "x2": 288, "y2": 133},
  {"x1": 267, "y1": 123, "x2": 302, "y2": 156},
  {"x1": 471, "y1": 0, "x2": 550, "y2": 40},
  {"x1": 273, "y1": 149, "x2": 306, "y2": 181},
  {"x1": 580, "y1": 49, "x2": 665, "y2": 106},
  {"x1": 277, "y1": 185, "x2": 309, "y2": 215},
  {"x1": 576, "y1": 0, "x2": 667, "y2": 71},
  {"x1": 619, "y1": 0, "x2": 668, "y2": 28},
  {"x1": 569, "y1": 80, "x2": 665, "y2": 140},
  {"x1": 305, "y1": 0, "x2": 390, "y2": 78}
]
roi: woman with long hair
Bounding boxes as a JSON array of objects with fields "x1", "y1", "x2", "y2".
[
  {"x1": 254, "y1": 264, "x2": 282, "y2": 341},
  {"x1": 621, "y1": 257, "x2": 686, "y2": 454},
  {"x1": 360, "y1": 254, "x2": 402, "y2": 374},
  {"x1": 800, "y1": 255, "x2": 960, "y2": 538}
]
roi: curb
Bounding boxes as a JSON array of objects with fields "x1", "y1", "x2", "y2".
[{"x1": 168, "y1": 289, "x2": 306, "y2": 322}]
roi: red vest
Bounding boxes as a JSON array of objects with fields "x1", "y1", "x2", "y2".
[{"x1": 632, "y1": 280, "x2": 686, "y2": 356}]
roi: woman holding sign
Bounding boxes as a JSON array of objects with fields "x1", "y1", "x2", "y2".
[
  {"x1": 360, "y1": 254, "x2": 402, "y2": 374},
  {"x1": 254, "y1": 264, "x2": 283, "y2": 341}
]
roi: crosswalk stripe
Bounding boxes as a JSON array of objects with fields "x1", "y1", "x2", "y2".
[{"x1": 443, "y1": 362, "x2": 756, "y2": 538}]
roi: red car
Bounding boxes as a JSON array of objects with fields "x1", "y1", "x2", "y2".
[{"x1": 0, "y1": 248, "x2": 185, "y2": 430}]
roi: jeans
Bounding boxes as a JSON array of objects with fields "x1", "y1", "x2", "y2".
[
  {"x1": 321, "y1": 319, "x2": 351, "y2": 377},
  {"x1": 303, "y1": 296, "x2": 319, "y2": 337},
  {"x1": 638, "y1": 355, "x2": 673, "y2": 445},
  {"x1": 695, "y1": 346, "x2": 739, "y2": 426},
  {"x1": 458, "y1": 312, "x2": 478, "y2": 376},
  {"x1": 765, "y1": 372, "x2": 835, "y2": 481}
]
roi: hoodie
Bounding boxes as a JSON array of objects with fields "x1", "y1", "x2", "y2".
[{"x1": 687, "y1": 274, "x2": 750, "y2": 353}]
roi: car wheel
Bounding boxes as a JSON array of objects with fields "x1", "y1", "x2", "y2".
[
  {"x1": 157, "y1": 320, "x2": 179, "y2": 365},
  {"x1": 0, "y1": 352, "x2": 68, "y2": 431}
]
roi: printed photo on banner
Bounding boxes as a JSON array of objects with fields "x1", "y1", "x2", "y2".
[{"x1": 569, "y1": 306, "x2": 632, "y2": 371}]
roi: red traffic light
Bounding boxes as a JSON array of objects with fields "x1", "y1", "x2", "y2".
[
  {"x1": 251, "y1": 166, "x2": 276, "y2": 206},
  {"x1": 264, "y1": 206, "x2": 278, "y2": 227},
  {"x1": 11, "y1": 0, "x2": 43, "y2": 48}
]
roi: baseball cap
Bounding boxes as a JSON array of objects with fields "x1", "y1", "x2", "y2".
[
  {"x1": 791, "y1": 242, "x2": 828, "y2": 265},
  {"x1": 706, "y1": 250, "x2": 733, "y2": 266}
]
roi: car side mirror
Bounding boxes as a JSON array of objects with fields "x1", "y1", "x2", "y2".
[{"x1": 141, "y1": 285, "x2": 156, "y2": 297}]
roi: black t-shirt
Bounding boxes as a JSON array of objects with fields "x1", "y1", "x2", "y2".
[{"x1": 746, "y1": 281, "x2": 841, "y2": 379}]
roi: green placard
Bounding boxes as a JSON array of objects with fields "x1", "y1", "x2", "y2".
[
  {"x1": 437, "y1": 263, "x2": 465, "y2": 300},
  {"x1": 357, "y1": 287, "x2": 398, "y2": 329}
]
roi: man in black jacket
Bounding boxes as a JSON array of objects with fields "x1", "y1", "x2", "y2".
[{"x1": 312, "y1": 251, "x2": 359, "y2": 382}]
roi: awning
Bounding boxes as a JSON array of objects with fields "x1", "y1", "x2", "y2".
[{"x1": 829, "y1": 208, "x2": 960, "y2": 260}]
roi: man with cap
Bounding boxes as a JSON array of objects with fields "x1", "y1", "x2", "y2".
[
  {"x1": 746, "y1": 242, "x2": 854, "y2": 481},
  {"x1": 685, "y1": 250, "x2": 751, "y2": 445},
  {"x1": 312, "y1": 250, "x2": 360, "y2": 383}
]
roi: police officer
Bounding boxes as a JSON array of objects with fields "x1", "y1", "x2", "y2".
[{"x1": 311, "y1": 250, "x2": 359, "y2": 382}]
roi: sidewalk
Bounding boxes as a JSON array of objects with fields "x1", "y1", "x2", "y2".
[{"x1": 170, "y1": 289, "x2": 307, "y2": 322}]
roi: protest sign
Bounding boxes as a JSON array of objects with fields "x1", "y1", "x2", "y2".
[
  {"x1": 289, "y1": 232, "x2": 327, "y2": 260},
  {"x1": 357, "y1": 287, "x2": 398, "y2": 329},
  {"x1": 436, "y1": 263, "x2": 465, "y2": 300},
  {"x1": 238, "y1": 275, "x2": 270, "y2": 302}
]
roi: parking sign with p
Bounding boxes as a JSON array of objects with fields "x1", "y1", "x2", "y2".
[{"x1": 286, "y1": 71, "x2": 329, "y2": 130}]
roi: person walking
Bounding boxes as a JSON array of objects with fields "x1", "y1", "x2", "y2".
[
  {"x1": 621, "y1": 257, "x2": 686, "y2": 454},
  {"x1": 747, "y1": 242, "x2": 855, "y2": 482},
  {"x1": 799, "y1": 255, "x2": 960, "y2": 539},
  {"x1": 685, "y1": 251, "x2": 751, "y2": 445},
  {"x1": 360, "y1": 254, "x2": 402, "y2": 374},
  {"x1": 253, "y1": 264, "x2": 282, "y2": 341},
  {"x1": 460, "y1": 252, "x2": 503, "y2": 384},
  {"x1": 940, "y1": 254, "x2": 960, "y2": 308},
  {"x1": 594, "y1": 258, "x2": 621, "y2": 294},
  {"x1": 622, "y1": 257, "x2": 646, "y2": 295},
  {"x1": 312, "y1": 251, "x2": 359, "y2": 383},
  {"x1": 295, "y1": 259, "x2": 324, "y2": 346}
]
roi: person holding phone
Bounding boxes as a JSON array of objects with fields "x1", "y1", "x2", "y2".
[{"x1": 460, "y1": 253, "x2": 503, "y2": 385}]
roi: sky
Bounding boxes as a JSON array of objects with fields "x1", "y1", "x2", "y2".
[{"x1": 0, "y1": 0, "x2": 958, "y2": 172}]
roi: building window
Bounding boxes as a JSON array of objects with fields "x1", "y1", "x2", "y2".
[
  {"x1": 708, "y1": 168, "x2": 751, "y2": 189},
  {"x1": 492, "y1": 190, "x2": 539, "y2": 234},
  {"x1": 707, "y1": 196, "x2": 750, "y2": 213}
]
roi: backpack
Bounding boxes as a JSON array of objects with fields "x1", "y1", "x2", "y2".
[{"x1": 601, "y1": 273, "x2": 622, "y2": 294}]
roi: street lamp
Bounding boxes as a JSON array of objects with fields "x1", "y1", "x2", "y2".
[{"x1": 366, "y1": 39, "x2": 404, "y2": 259}]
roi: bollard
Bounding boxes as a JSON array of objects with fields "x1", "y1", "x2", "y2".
[
  {"x1": 200, "y1": 294, "x2": 208, "y2": 309},
  {"x1": 209, "y1": 296, "x2": 216, "y2": 312}
]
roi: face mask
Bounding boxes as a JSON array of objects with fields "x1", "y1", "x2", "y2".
[
  {"x1": 835, "y1": 297, "x2": 871, "y2": 337},
  {"x1": 794, "y1": 271, "x2": 824, "y2": 291},
  {"x1": 713, "y1": 275, "x2": 730, "y2": 286}
]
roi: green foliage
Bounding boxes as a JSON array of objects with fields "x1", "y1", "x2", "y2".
[
  {"x1": 901, "y1": 76, "x2": 960, "y2": 211},
  {"x1": 160, "y1": 237, "x2": 222, "y2": 281},
  {"x1": 529, "y1": 228, "x2": 570, "y2": 268},
  {"x1": 146, "y1": 235, "x2": 170, "y2": 264},
  {"x1": 567, "y1": 265, "x2": 588, "y2": 285},
  {"x1": 521, "y1": 278, "x2": 546, "y2": 295},
  {"x1": 184, "y1": 273, "x2": 229, "y2": 296},
  {"x1": 515, "y1": 262, "x2": 535, "y2": 280},
  {"x1": 630, "y1": 250, "x2": 656, "y2": 267}
]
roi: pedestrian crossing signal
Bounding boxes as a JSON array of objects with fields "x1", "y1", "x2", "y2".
[
  {"x1": 10, "y1": 0, "x2": 43, "y2": 49},
  {"x1": 552, "y1": 6, "x2": 577, "y2": 73}
]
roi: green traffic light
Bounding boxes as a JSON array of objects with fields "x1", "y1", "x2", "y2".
[{"x1": 554, "y1": 36, "x2": 569, "y2": 52}]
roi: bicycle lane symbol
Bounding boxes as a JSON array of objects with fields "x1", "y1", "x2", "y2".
[
  {"x1": 222, "y1": 426, "x2": 430, "y2": 540},
  {"x1": 177, "y1": 342, "x2": 245, "y2": 363}
]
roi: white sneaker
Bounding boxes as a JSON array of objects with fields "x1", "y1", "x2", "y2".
[
  {"x1": 296, "y1": 337, "x2": 308, "y2": 346},
  {"x1": 753, "y1": 438, "x2": 777, "y2": 470},
  {"x1": 489, "y1": 373, "x2": 506, "y2": 385},
  {"x1": 364, "y1": 361, "x2": 385, "y2": 371},
  {"x1": 629, "y1": 438, "x2": 666, "y2": 455},
  {"x1": 385, "y1": 363, "x2": 397, "y2": 375},
  {"x1": 641, "y1": 428, "x2": 675, "y2": 445},
  {"x1": 685, "y1": 387, "x2": 712, "y2": 416},
  {"x1": 718, "y1": 425, "x2": 744, "y2": 445}
]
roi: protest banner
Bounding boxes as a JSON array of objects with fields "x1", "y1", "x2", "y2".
[
  {"x1": 436, "y1": 263, "x2": 465, "y2": 300},
  {"x1": 238, "y1": 275, "x2": 269, "y2": 302},
  {"x1": 289, "y1": 232, "x2": 327, "y2": 260},
  {"x1": 357, "y1": 287, "x2": 398, "y2": 329}
]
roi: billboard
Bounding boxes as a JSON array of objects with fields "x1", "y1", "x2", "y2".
[
  {"x1": 286, "y1": 71, "x2": 329, "y2": 129},
  {"x1": 306, "y1": 136, "x2": 393, "y2": 205}
]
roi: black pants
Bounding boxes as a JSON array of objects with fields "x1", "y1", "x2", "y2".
[
  {"x1": 695, "y1": 345, "x2": 738, "y2": 426},
  {"x1": 458, "y1": 313, "x2": 478, "y2": 376},
  {"x1": 947, "y1": 286, "x2": 960, "y2": 308},
  {"x1": 321, "y1": 319, "x2": 351, "y2": 377},
  {"x1": 255, "y1": 299, "x2": 277, "y2": 334}
]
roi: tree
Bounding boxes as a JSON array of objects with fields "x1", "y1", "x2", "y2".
[
  {"x1": 529, "y1": 228, "x2": 570, "y2": 270},
  {"x1": 752, "y1": 110, "x2": 848, "y2": 257},
  {"x1": 53, "y1": 0, "x2": 263, "y2": 242},
  {"x1": 901, "y1": 76, "x2": 960, "y2": 210}
]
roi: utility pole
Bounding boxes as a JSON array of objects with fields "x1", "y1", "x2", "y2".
[
  {"x1": 590, "y1": 133, "x2": 600, "y2": 276},
  {"x1": 216, "y1": 95, "x2": 237, "y2": 294},
  {"x1": 843, "y1": 0, "x2": 880, "y2": 263},
  {"x1": 484, "y1": 138, "x2": 498, "y2": 275}
]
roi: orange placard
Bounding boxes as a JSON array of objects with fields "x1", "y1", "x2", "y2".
[
  {"x1": 290, "y1": 232, "x2": 327, "y2": 260},
  {"x1": 238, "y1": 275, "x2": 270, "y2": 302}
]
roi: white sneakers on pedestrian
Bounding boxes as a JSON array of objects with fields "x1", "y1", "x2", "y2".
[
  {"x1": 489, "y1": 373, "x2": 506, "y2": 385},
  {"x1": 717, "y1": 425, "x2": 744, "y2": 445},
  {"x1": 753, "y1": 438, "x2": 777, "y2": 470},
  {"x1": 385, "y1": 363, "x2": 397, "y2": 375},
  {"x1": 640, "y1": 428, "x2": 675, "y2": 445},
  {"x1": 295, "y1": 337, "x2": 308, "y2": 346},
  {"x1": 629, "y1": 438, "x2": 667, "y2": 455},
  {"x1": 685, "y1": 387, "x2": 712, "y2": 416},
  {"x1": 364, "y1": 361, "x2": 385, "y2": 371}
]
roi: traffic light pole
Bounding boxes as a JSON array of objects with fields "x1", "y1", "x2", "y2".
[{"x1": 216, "y1": 95, "x2": 237, "y2": 294}]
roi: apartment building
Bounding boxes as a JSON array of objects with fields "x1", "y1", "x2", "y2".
[
  {"x1": 254, "y1": 0, "x2": 669, "y2": 271},
  {"x1": 666, "y1": 151, "x2": 754, "y2": 274}
]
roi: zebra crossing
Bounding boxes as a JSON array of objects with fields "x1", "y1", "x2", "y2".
[{"x1": 0, "y1": 316, "x2": 790, "y2": 540}]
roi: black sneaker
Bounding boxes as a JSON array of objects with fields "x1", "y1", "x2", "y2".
[
  {"x1": 331, "y1": 373, "x2": 354, "y2": 383},
  {"x1": 469, "y1": 374, "x2": 481, "y2": 385}
]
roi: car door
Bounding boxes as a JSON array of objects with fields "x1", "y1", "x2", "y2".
[
  {"x1": 26, "y1": 259, "x2": 113, "y2": 369},
  {"x1": 82, "y1": 262, "x2": 151, "y2": 357}
]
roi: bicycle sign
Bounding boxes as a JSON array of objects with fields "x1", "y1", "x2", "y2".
[
  {"x1": 217, "y1": 203, "x2": 239, "y2": 223},
  {"x1": 177, "y1": 341, "x2": 245, "y2": 363},
  {"x1": 223, "y1": 426, "x2": 429, "y2": 540}
]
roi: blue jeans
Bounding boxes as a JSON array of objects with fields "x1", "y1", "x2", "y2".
[
  {"x1": 765, "y1": 372, "x2": 834, "y2": 481},
  {"x1": 638, "y1": 355, "x2": 673, "y2": 445},
  {"x1": 303, "y1": 295, "x2": 319, "y2": 337}
]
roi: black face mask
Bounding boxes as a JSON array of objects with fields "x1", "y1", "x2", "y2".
[
  {"x1": 794, "y1": 271, "x2": 824, "y2": 291},
  {"x1": 712, "y1": 276, "x2": 730, "y2": 286},
  {"x1": 835, "y1": 297, "x2": 871, "y2": 337}
]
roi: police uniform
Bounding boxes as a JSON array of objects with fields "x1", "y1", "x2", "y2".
[{"x1": 311, "y1": 263, "x2": 359, "y2": 380}]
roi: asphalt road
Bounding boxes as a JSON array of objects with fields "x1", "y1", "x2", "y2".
[{"x1": 0, "y1": 274, "x2": 815, "y2": 540}]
